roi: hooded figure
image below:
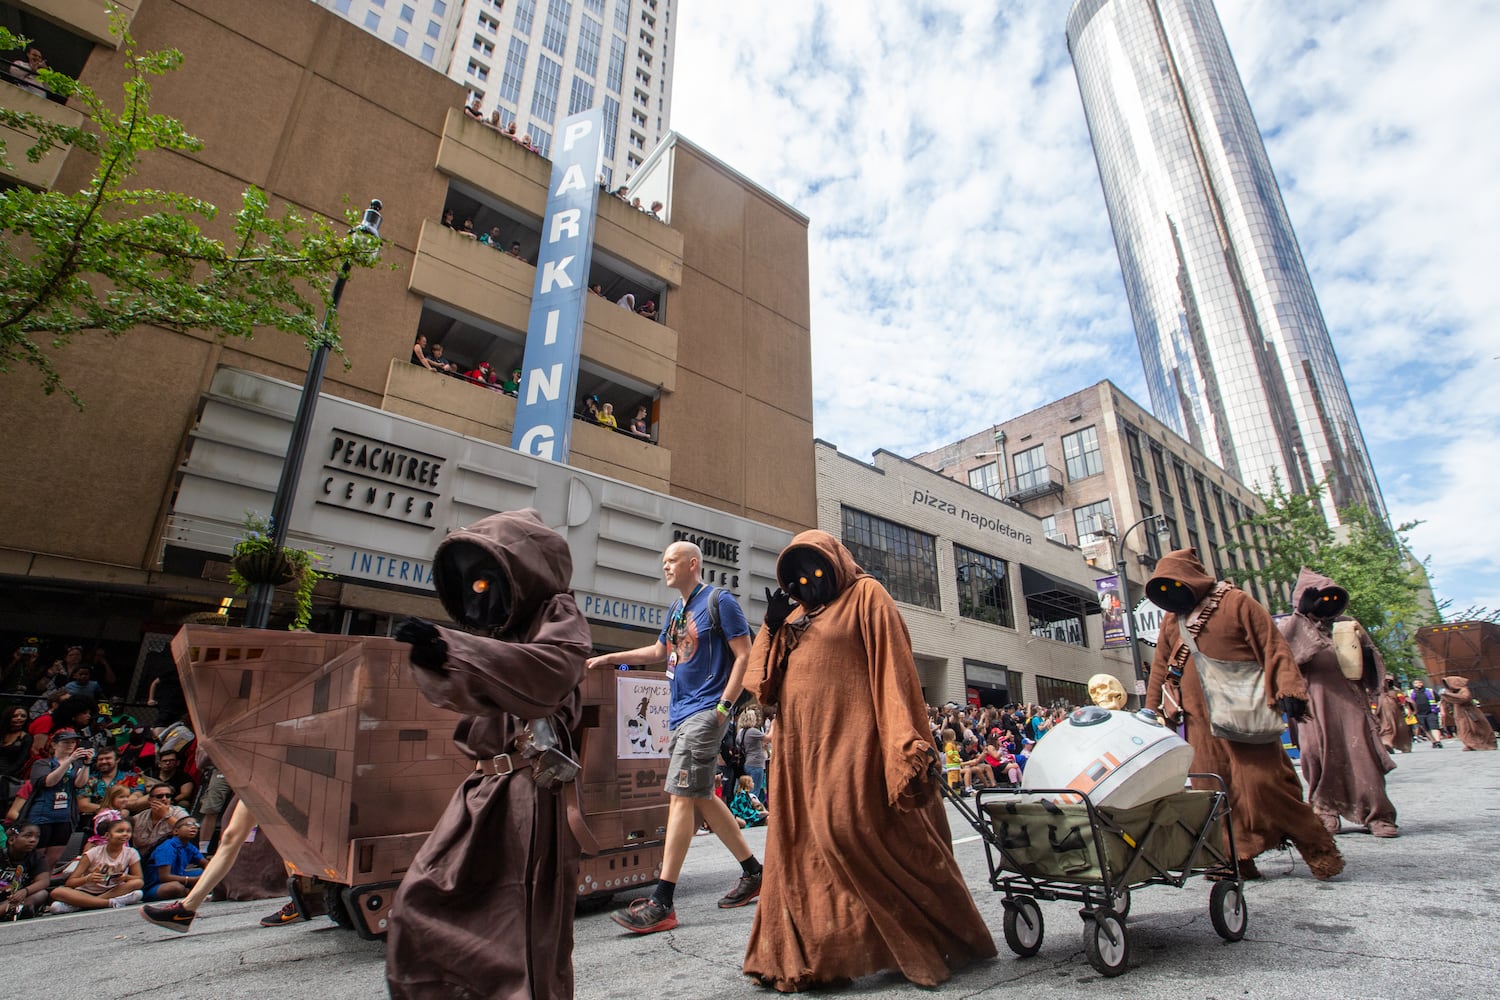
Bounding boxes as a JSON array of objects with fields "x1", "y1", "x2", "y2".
[
  {"x1": 386, "y1": 509, "x2": 592, "y2": 1000},
  {"x1": 1276, "y1": 568, "x2": 1399, "y2": 837},
  {"x1": 1438, "y1": 676, "x2": 1496, "y2": 751},
  {"x1": 741, "y1": 530, "x2": 995, "y2": 991},
  {"x1": 1144, "y1": 549, "x2": 1344, "y2": 881}
]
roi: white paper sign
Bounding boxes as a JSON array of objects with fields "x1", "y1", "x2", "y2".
[{"x1": 616, "y1": 675, "x2": 671, "y2": 759}]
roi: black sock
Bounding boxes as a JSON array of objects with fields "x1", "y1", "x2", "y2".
[
  {"x1": 741, "y1": 855, "x2": 762, "y2": 878},
  {"x1": 652, "y1": 879, "x2": 675, "y2": 908}
]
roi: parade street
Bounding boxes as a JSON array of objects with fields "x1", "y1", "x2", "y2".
[{"x1": 7, "y1": 745, "x2": 1497, "y2": 1000}]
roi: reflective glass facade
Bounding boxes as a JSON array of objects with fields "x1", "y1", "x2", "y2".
[{"x1": 1066, "y1": 0, "x2": 1386, "y2": 524}]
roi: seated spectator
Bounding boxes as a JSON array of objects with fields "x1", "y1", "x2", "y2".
[
  {"x1": 500, "y1": 367, "x2": 521, "y2": 395},
  {"x1": 143, "y1": 816, "x2": 203, "y2": 902},
  {"x1": 983, "y1": 739, "x2": 1021, "y2": 786},
  {"x1": 99, "y1": 784, "x2": 133, "y2": 820},
  {"x1": 616, "y1": 292, "x2": 636, "y2": 311},
  {"x1": 649, "y1": 200, "x2": 664, "y2": 220},
  {"x1": 596, "y1": 402, "x2": 618, "y2": 429},
  {"x1": 580, "y1": 395, "x2": 600, "y2": 423},
  {"x1": 150, "y1": 749, "x2": 194, "y2": 808},
  {"x1": 24, "y1": 728, "x2": 89, "y2": 869},
  {"x1": 486, "y1": 110, "x2": 503, "y2": 130},
  {"x1": 728, "y1": 775, "x2": 768, "y2": 828},
  {"x1": 480, "y1": 225, "x2": 502, "y2": 246},
  {"x1": 47, "y1": 815, "x2": 143, "y2": 912},
  {"x1": 428, "y1": 343, "x2": 456, "y2": 374},
  {"x1": 636, "y1": 300, "x2": 658, "y2": 322},
  {"x1": 1, "y1": 706, "x2": 33, "y2": 804},
  {"x1": 463, "y1": 97, "x2": 483, "y2": 120},
  {"x1": 411, "y1": 334, "x2": 437, "y2": 370},
  {"x1": 79, "y1": 746, "x2": 145, "y2": 821},
  {"x1": 508, "y1": 241, "x2": 524, "y2": 259},
  {"x1": 458, "y1": 219, "x2": 478, "y2": 240},
  {"x1": 132, "y1": 782, "x2": 189, "y2": 858},
  {"x1": 62, "y1": 664, "x2": 103, "y2": 703},
  {"x1": 959, "y1": 736, "x2": 995, "y2": 789},
  {"x1": 6, "y1": 47, "x2": 48, "y2": 97},
  {"x1": 88, "y1": 647, "x2": 117, "y2": 691},
  {"x1": 2, "y1": 822, "x2": 50, "y2": 918},
  {"x1": 116, "y1": 726, "x2": 156, "y2": 774},
  {"x1": 589, "y1": 284, "x2": 605, "y2": 297},
  {"x1": 465, "y1": 361, "x2": 499, "y2": 387},
  {"x1": 441, "y1": 208, "x2": 457, "y2": 230},
  {"x1": 627, "y1": 404, "x2": 652, "y2": 440}
]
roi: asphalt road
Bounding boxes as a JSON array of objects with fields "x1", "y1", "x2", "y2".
[{"x1": 6, "y1": 743, "x2": 1497, "y2": 999}]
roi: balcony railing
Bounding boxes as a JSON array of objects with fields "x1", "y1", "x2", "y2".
[{"x1": 1008, "y1": 464, "x2": 1065, "y2": 504}]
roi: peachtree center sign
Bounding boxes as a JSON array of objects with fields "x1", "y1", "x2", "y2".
[{"x1": 510, "y1": 107, "x2": 604, "y2": 463}]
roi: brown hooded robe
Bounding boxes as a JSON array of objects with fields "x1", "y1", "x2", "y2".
[
  {"x1": 1275, "y1": 568, "x2": 1397, "y2": 831},
  {"x1": 1439, "y1": 676, "x2": 1497, "y2": 751},
  {"x1": 742, "y1": 531, "x2": 995, "y2": 991},
  {"x1": 1378, "y1": 689, "x2": 1413, "y2": 753},
  {"x1": 386, "y1": 510, "x2": 591, "y2": 1000},
  {"x1": 1145, "y1": 549, "x2": 1339, "y2": 865}
]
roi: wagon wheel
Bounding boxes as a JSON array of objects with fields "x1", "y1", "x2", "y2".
[
  {"x1": 1083, "y1": 907, "x2": 1129, "y2": 977},
  {"x1": 1002, "y1": 897, "x2": 1044, "y2": 957},
  {"x1": 1209, "y1": 880, "x2": 1248, "y2": 941},
  {"x1": 324, "y1": 883, "x2": 355, "y2": 929},
  {"x1": 1110, "y1": 885, "x2": 1131, "y2": 919}
]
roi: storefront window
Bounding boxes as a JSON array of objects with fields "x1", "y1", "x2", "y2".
[
  {"x1": 953, "y1": 544, "x2": 1012, "y2": 628},
  {"x1": 839, "y1": 507, "x2": 939, "y2": 610},
  {"x1": 1035, "y1": 674, "x2": 1089, "y2": 709}
]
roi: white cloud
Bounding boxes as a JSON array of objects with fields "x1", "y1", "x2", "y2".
[{"x1": 670, "y1": 0, "x2": 1500, "y2": 612}]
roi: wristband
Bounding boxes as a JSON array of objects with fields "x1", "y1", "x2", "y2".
[{"x1": 716, "y1": 699, "x2": 732, "y2": 716}]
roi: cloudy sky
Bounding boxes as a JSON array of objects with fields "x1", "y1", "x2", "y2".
[{"x1": 670, "y1": 0, "x2": 1500, "y2": 614}]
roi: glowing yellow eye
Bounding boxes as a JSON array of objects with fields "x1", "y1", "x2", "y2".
[
  {"x1": 798, "y1": 576, "x2": 808, "y2": 585},
  {"x1": 814, "y1": 569, "x2": 823, "y2": 578},
  {"x1": 472, "y1": 579, "x2": 489, "y2": 594},
  {"x1": 1173, "y1": 581, "x2": 1182, "y2": 587}
]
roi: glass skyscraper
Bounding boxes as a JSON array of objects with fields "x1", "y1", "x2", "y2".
[{"x1": 1066, "y1": 0, "x2": 1385, "y2": 524}]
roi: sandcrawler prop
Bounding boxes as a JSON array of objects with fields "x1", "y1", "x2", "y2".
[
  {"x1": 173, "y1": 626, "x2": 668, "y2": 938},
  {"x1": 942, "y1": 774, "x2": 1246, "y2": 977}
]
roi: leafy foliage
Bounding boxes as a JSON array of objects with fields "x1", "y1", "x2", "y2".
[
  {"x1": 1221, "y1": 470, "x2": 1333, "y2": 615},
  {"x1": 227, "y1": 512, "x2": 327, "y2": 632},
  {"x1": 0, "y1": 22, "x2": 382, "y2": 406}
]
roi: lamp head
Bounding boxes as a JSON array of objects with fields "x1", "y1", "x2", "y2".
[{"x1": 356, "y1": 199, "x2": 383, "y2": 239}]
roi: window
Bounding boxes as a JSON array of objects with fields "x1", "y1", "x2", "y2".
[
  {"x1": 364, "y1": 10, "x2": 381, "y2": 30},
  {"x1": 1163, "y1": 515, "x2": 1180, "y2": 550},
  {"x1": 1123, "y1": 423, "x2": 1147, "y2": 480},
  {"x1": 433, "y1": 0, "x2": 447, "y2": 13},
  {"x1": 968, "y1": 462, "x2": 1000, "y2": 498},
  {"x1": 1062, "y1": 425, "x2": 1103, "y2": 481},
  {"x1": 1036, "y1": 675, "x2": 1089, "y2": 708},
  {"x1": 1073, "y1": 498, "x2": 1113, "y2": 544},
  {"x1": 606, "y1": 36, "x2": 626, "y2": 92},
  {"x1": 421, "y1": 42, "x2": 435, "y2": 61},
  {"x1": 498, "y1": 37, "x2": 529, "y2": 103},
  {"x1": 478, "y1": 11, "x2": 499, "y2": 33},
  {"x1": 334, "y1": 0, "x2": 351, "y2": 13},
  {"x1": 530, "y1": 54, "x2": 562, "y2": 124},
  {"x1": 530, "y1": 126, "x2": 552, "y2": 157},
  {"x1": 1151, "y1": 445, "x2": 1170, "y2": 492},
  {"x1": 614, "y1": 0, "x2": 629, "y2": 33},
  {"x1": 400, "y1": 4, "x2": 415, "y2": 23},
  {"x1": 576, "y1": 15, "x2": 602, "y2": 76},
  {"x1": 1012, "y1": 445, "x2": 1046, "y2": 493},
  {"x1": 601, "y1": 95, "x2": 619, "y2": 159},
  {"x1": 467, "y1": 58, "x2": 489, "y2": 82},
  {"x1": 541, "y1": 0, "x2": 572, "y2": 55},
  {"x1": 839, "y1": 507, "x2": 939, "y2": 610},
  {"x1": 1042, "y1": 515, "x2": 1063, "y2": 544},
  {"x1": 472, "y1": 36, "x2": 494, "y2": 55},
  {"x1": 954, "y1": 545, "x2": 1013, "y2": 628},
  {"x1": 393, "y1": 26, "x2": 408, "y2": 45},
  {"x1": 426, "y1": 19, "x2": 441, "y2": 37},
  {"x1": 568, "y1": 75, "x2": 594, "y2": 115},
  {"x1": 583, "y1": 0, "x2": 604, "y2": 13},
  {"x1": 514, "y1": 0, "x2": 537, "y2": 33}
]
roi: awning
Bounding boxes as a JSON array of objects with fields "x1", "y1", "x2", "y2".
[{"x1": 1020, "y1": 565, "x2": 1100, "y2": 621}]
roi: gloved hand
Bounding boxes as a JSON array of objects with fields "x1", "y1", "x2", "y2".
[
  {"x1": 1277, "y1": 696, "x2": 1309, "y2": 722},
  {"x1": 764, "y1": 587, "x2": 793, "y2": 634},
  {"x1": 395, "y1": 617, "x2": 447, "y2": 670},
  {"x1": 925, "y1": 744, "x2": 946, "y2": 783}
]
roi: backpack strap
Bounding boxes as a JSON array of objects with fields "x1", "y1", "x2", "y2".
[{"x1": 705, "y1": 586, "x2": 722, "y2": 640}]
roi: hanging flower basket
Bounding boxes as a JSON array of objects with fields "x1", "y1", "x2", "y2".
[{"x1": 231, "y1": 548, "x2": 298, "y2": 586}]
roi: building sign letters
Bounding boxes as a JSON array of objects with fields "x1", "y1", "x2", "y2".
[
  {"x1": 672, "y1": 526, "x2": 741, "y2": 590},
  {"x1": 910, "y1": 489, "x2": 1034, "y2": 545},
  {"x1": 319, "y1": 428, "x2": 445, "y2": 527}
]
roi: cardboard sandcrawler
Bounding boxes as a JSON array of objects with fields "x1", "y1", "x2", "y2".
[{"x1": 174, "y1": 625, "x2": 668, "y2": 937}]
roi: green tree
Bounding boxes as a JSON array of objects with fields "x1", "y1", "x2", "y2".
[
  {"x1": 0, "y1": 22, "x2": 381, "y2": 406},
  {"x1": 1317, "y1": 505, "x2": 1429, "y2": 678},
  {"x1": 1222, "y1": 470, "x2": 1334, "y2": 614}
]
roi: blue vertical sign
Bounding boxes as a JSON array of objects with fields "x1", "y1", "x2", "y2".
[{"x1": 511, "y1": 107, "x2": 604, "y2": 462}]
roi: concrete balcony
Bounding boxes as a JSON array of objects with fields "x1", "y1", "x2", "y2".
[
  {"x1": 0, "y1": 84, "x2": 84, "y2": 189},
  {"x1": 409, "y1": 220, "x2": 678, "y2": 392},
  {"x1": 434, "y1": 108, "x2": 683, "y2": 287},
  {"x1": 381, "y1": 359, "x2": 670, "y2": 493},
  {"x1": 9, "y1": 0, "x2": 139, "y2": 47}
]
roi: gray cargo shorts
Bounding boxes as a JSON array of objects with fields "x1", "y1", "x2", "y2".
[{"x1": 664, "y1": 707, "x2": 729, "y2": 798}]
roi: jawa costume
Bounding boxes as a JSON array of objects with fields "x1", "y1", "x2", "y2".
[
  {"x1": 1144, "y1": 549, "x2": 1344, "y2": 881},
  {"x1": 742, "y1": 530, "x2": 995, "y2": 992},
  {"x1": 1378, "y1": 681, "x2": 1414, "y2": 754},
  {"x1": 1439, "y1": 676, "x2": 1497, "y2": 751},
  {"x1": 386, "y1": 510, "x2": 592, "y2": 1000},
  {"x1": 1276, "y1": 568, "x2": 1399, "y2": 838}
]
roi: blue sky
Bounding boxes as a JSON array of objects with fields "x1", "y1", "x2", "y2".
[{"x1": 669, "y1": 0, "x2": 1500, "y2": 615}]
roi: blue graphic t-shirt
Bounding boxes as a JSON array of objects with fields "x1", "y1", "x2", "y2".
[{"x1": 657, "y1": 586, "x2": 750, "y2": 729}]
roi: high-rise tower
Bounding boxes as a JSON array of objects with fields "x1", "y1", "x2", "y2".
[
  {"x1": 314, "y1": 0, "x2": 675, "y2": 187},
  {"x1": 1065, "y1": 0, "x2": 1385, "y2": 523}
]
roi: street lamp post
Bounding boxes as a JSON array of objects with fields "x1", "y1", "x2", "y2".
[
  {"x1": 1107, "y1": 514, "x2": 1172, "y2": 706},
  {"x1": 244, "y1": 199, "x2": 384, "y2": 629}
]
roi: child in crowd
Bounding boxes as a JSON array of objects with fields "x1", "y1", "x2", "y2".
[
  {"x1": 48, "y1": 816, "x2": 143, "y2": 912},
  {"x1": 729, "y1": 775, "x2": 768, "y2": 828},
  {"x1": 2, "y1": 822, "x2": 51, "y2": 918},
  {"x1": 942, "y1": 729, "x2": 967, "y2": 794}
]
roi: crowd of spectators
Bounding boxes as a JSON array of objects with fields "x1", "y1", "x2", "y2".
[
  {"x1": 1, "y1": 639, "x2": 213, "y2": 919},
  {"x1": 928, "y1": 701, "x2": 1070, "y2": 796},
  {"x1": 606, "y1": 184, "x2": 664, "y2": 221},
  {"x1": 578, "y1": 394, "x2": 653, "y2": 442},
  {"x1": 464, "y1": 97, "x2": 547, "y2": 156}
]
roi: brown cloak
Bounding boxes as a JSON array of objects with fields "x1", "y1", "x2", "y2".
[
  {"x1": 742, "y1": 530, "x2": 995, "y2": 991},
  {"x1": 387, "y1": 510, "x2": 591, "y2": 1000},
  {"x1": 1145, "y1": 550, "x2": 1338, "y2": 863},
  {"x1": 1439, "y1": 676, "x2": 1497, "y2": 751},
  {"x1": 1378, "y1": 690, "x2": 1413, "y2": 753},
  {"x1": 1275, "y1": 569, "x2": 1397, "y2": 830}
]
